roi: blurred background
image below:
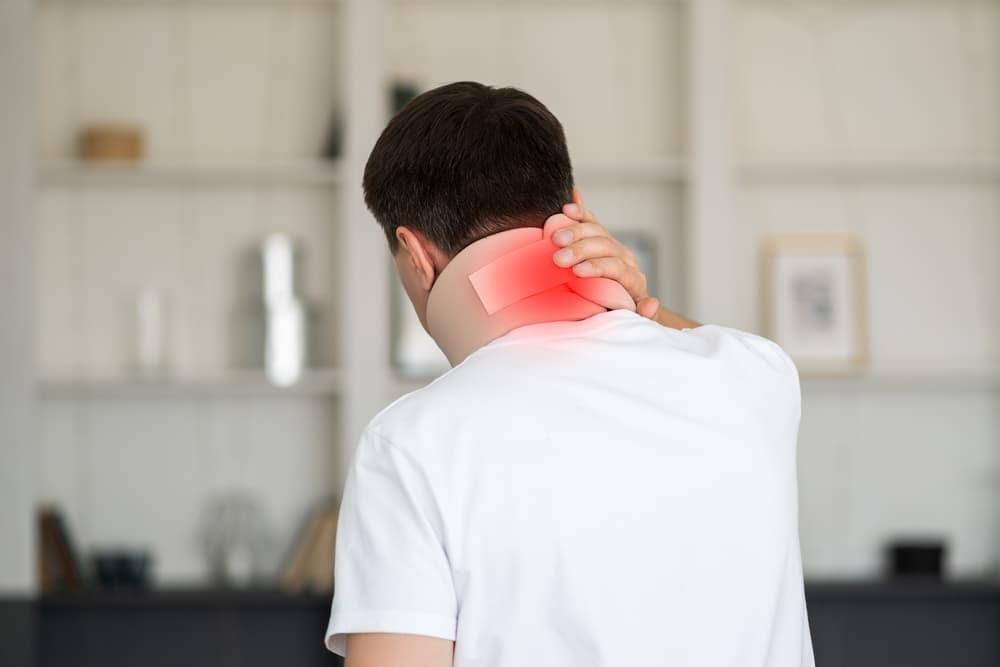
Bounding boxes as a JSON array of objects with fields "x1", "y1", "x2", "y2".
[{"x1": 1, "y1": 0, "x2": 998, "y2": 665}]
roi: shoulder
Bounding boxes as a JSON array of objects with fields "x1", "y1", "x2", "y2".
[
  {"x1": 688, "y1": 325, "x2": 801, "y2": 416},
  {"x1": 361, "y1": 367, "x2": 479, "y2": 457},
  {"x1": 691, "y1": 324, "x2": 797, "y2": 375}
]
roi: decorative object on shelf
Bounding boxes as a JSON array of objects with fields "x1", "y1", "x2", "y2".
[
  {"x1": 391, "y1": 80, "x2": 421, "y2": 115},
  {"x1": 613, "y1": 232, "x2": 659, "y2": 300},
  {"x1": 259, "y1": 233, "x2": 310, "y2": 387},
  {"x1": 392, "y1": 277, "x2": 449, "y2": 379},
  {"x1": 92, "y1": 548, "x2": 153, "y2": 590},
  {"x1": 321, "y1": 108, "x2": 343, "y2": 159},
  {"x1": 78, "y1": 123, "x2": 145, "y2": 162},
  {"x1": 280, "y1": 497, "x2": 339, "y2": 593},
  {"x1": 198, "y1": 491, "x2": 274, "y2": 587},
  {"x1": 885, "y1": 539, "x2": 947, "y2": 579},
  {"x1": 133, "y1": 287, "x2": 169, "y2": 379},
  {"x1": 38, "y1": 505, "x2": 84, "y2": 592},
  {"x1": 761, "y1": 233, "x2": 868, "y2": 375}
]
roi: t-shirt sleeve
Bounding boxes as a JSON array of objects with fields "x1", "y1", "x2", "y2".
[{"x1": 325, "y1": 429, "x2": 457, "y2": 656}]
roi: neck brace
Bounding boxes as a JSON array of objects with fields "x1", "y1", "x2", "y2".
[{"x1": 426, "y1": 213, "x2": 636, "y2": 366}]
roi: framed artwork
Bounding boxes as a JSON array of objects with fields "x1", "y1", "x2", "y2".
[{"x1": 761, "y1": 233, "x2": 868, "y2": 375}]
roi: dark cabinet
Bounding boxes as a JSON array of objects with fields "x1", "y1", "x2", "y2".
[{"x1": 4, "y1": 581, "x2": 999, "y2": 667}]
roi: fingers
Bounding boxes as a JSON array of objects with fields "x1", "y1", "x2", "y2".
[
  {"x1": 553, "y1": 235, "x2": 638, "y2": 270},
  {"x1": 571, "y1": 256, "x2": 649, "y2": 302},
  {"x1": 551, "y1": 221, "x2": 609, "y2": 248},
  {"x1": 556, "y1": 200, "x2": 653, "y2": 305},
  {"x1": 562, "y1": 202, "x2": 603, "y2": 229}
]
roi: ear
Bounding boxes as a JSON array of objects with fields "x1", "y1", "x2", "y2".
[
  {"x1": 395, "y1": 226, "x2": 439, "y2": 292},
  {"x1": 571, "y1": 186, "x2": 584, "y2": 207}
]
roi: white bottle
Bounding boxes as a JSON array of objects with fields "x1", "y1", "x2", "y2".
[{"x1": 261, "y1": 234, "x2": 306, "y2": 387}]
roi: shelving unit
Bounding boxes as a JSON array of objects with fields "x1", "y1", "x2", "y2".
[
  {"x1": 1, "y1": 0, "x2": 995, "y2": 590},
  {"x1": 28, "y1": 0, "x2": 349, "y2": 585}
]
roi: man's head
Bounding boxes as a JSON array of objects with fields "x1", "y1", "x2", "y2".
[{"x1": 363, "y1": 81, "x2": 574, "y2": 328}]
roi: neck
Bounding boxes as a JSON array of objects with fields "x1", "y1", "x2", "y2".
[{"x1": 425, "y1": 217, "x2": 635, "y2": 366}]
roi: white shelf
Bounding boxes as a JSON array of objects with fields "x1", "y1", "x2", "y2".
[
  {"x1": 390, "y1": 370, "x2": 1000, "y2": 398},
  {"x1": 801, "y1": 370, "x2": 1000, "y2": 393},
  {"x1": 37, "y1": 368, "x2": 342, "y2": 399},
  {"x1": 741, "y1": 158, "x2": 1000, "y2": 185},
  {"x1": 574, "y1": 158, "x2": 686, "y2": 185},
  {"x1": 36, "y1": 160, "x2": 344, "y2": 188}
]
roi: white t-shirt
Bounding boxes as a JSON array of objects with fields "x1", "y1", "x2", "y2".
[{"x1": 326, "y1": 309, "x2": 814, "y2": 666}]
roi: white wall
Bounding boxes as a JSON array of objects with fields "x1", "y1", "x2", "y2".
[
  {"x1": 388, "y1": 1, "x2": 684, "y2": 162},
  {"x1": 0, "y1": 0, "x2": 37, "y2": 593},
  {"x1": 731, "y1": 0, "x2": 1000, "y2": 576},
  {"x1": 798, "y1": 387, "x2": 1000, "y2": 576}
]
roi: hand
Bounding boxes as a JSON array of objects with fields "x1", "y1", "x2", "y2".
[{"x1": 551, "y1": 202, "x2": 662, "y2": 320}]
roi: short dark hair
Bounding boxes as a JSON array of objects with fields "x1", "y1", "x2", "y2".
[{"x1": 363, "y1": 81, "x2": 574, "y2": 257}]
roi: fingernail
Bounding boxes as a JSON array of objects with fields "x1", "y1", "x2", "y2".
[
  {"x1": 564, "y1": 203, "x2": 579, "y2": 215},
  {"x1": 553, "y1": 248, "x2": 574, "y2": 265},
  {"x1": 573, "y1": 261, "x2": 594, "y2": 275},
  {"x1": 553, "y1": 229, "x2": 573, "y2": 245}
]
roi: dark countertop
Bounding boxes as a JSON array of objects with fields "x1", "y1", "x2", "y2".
[
  {"x1": 805, "y1": 578, "x2": 1000, "y2": 600},
  {"x1": 37, "y1": 586, "x2": 333, "y2": 607},
  {"x1": 34, "y1": 578, "x2": 1000, "y2": 607}
]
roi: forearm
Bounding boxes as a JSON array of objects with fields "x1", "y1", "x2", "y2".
[{"x1": 654, "y1": 306, "x2": 701, "y2": 330}]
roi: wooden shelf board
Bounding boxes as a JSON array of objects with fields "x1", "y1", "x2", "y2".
[
  {"x1": 37, "y1": 368, "x2": 342, "y2": 399},
  {"x1": 741, "y1": 159, "x2": 1000, "y2": 185},
  {"x1": 36, "y1": 160, "x2": 344, "y2": 188}
]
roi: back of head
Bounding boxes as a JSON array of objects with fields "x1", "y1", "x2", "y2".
[{"x1": 363, "y1": 82, "x2": 574, "y2": 257}]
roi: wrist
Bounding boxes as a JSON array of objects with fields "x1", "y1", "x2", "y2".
[{"x1": 655, "y1": 305, "x2": 700, "y2": 330}]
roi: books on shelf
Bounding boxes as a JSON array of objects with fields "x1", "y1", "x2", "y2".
[
  {"x1": 38, "y1": 505, "x2": 84, "y2": 592},
  {"x1": 280, "y1": 498, "x2": 339, "y2": 593}
]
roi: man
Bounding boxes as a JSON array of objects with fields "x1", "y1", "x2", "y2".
[{"x1": 326, "y1": 82, "x2": 814, "y2": 667}]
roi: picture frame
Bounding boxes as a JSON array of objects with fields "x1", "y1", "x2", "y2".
[{"x1": 761, "y1": 233, "x2": 869, "y2": 375}]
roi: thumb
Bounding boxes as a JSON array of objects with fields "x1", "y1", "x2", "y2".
[{"x1": 636, "y1": 296, "x2": 660, "y2": 320}]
